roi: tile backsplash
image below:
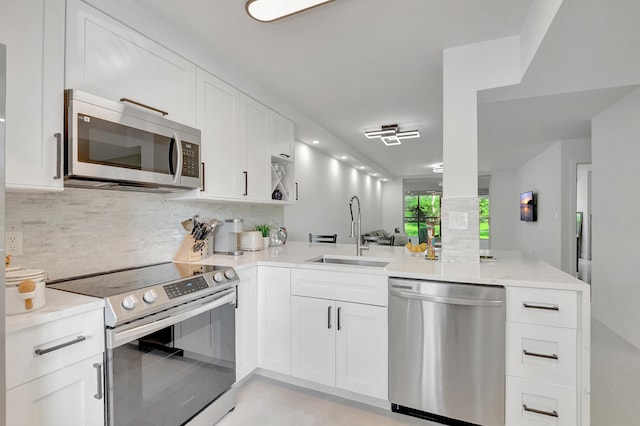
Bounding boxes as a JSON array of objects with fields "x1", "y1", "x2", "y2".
[{"x1": 6, "y1": 189, "x2": 284, "y2": 280}]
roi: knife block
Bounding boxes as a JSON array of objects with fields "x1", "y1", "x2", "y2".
[{"x1": 174, "y1": 234, "x2": 208, "y2": 263}]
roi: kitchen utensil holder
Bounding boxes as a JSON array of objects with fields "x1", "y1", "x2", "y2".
[{"x1": 173, "y1": 234, "x2": 208, "y2": 263}]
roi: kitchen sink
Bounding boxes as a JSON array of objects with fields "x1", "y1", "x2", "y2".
[{"x1": 305, "y1": 255, "x2": 391, "y2": 268}]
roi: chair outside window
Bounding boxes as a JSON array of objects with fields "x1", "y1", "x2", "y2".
[{"x1": 309, "y1": 233, "x2": 337, "y2": 243}]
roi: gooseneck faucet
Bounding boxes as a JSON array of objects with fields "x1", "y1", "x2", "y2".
[{"x1": 349, "y1": 195, "x2": 369, "y2": 256}]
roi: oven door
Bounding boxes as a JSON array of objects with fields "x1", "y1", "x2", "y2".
[{"x1": 105, "y1": 290, "x2": 236, "y2": 426}]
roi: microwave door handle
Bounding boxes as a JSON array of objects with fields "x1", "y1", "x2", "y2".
[{"x1": 173, "y1": 133, "x2": 183, "y2": 183}]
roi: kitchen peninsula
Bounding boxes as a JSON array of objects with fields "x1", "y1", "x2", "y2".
[{"x1": 200, "y1": 242, "x2": 590, "y2": 426}]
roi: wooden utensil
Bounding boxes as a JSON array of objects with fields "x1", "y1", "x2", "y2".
[{"x1": 18, "y1": 279, "x2": 36, "y2": 310}]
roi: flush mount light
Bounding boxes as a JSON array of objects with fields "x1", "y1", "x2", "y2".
[
  {"x1": 364, "y1": 124, "x2": 420, "y2": 146},
  {"x1": 246, "y1": 0, "x2": 334, "y2": 23},
  {"x1": 432, "y1": 163, "x2": 444, "y2": 173}
]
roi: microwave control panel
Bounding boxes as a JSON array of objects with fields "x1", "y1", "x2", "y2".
[{"x1": 182, "y1": 142, "x2": 200, "y2": 178}]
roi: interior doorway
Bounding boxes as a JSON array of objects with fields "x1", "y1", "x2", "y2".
[{"x1": 576, "y1": 163, "x2": 591, "y2": 283}]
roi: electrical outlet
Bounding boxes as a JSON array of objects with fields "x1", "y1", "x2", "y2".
[{"x1": 6, "y1": 231, "x2": 23, "y2": 256}]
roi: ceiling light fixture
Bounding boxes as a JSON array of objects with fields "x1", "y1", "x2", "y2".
[
  {"x1": 364, "y1": 124, "x2": 420, "y2": 146},
  {"x1": 245, "y1": 0, "x2": 334, "y2": 23},
  {"x1": 432, "y1": 163, "x2": 444, "y2": 173},
  {"x1": 312, "y1": 140, "x2": 319, "y2": 144},
  {"x1": 340, "y1": 156, "x2": 347, "y2": 160}
]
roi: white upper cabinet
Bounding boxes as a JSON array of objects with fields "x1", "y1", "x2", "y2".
[
  {"x1": 240, "y1": 94, "x2": 271, "y2": 201},
  {"x1": 65, "y1": 0, "x2": 196, "y2": 126},
  {"x1": 196, "y1": 68, "x2": 242, "y2": 198},
  {"x1": 270, "y1": 111, "x2": 294, "y2": 160},
  {"x1": 0, "y1": 0, "x2": 65, "y2": 191}
]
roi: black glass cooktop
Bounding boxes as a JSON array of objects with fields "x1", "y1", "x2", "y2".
[{"x1": 48, "y1": 262, "x2": 225, "y2": 298}]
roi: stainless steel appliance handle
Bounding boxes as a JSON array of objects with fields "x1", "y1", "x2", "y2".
[
  {"x1": 93, "y1": 363, "x2": 103, "y2": 400},
  {"x1": 34, "y1": 335, "x2": 86, "y2": 355},
  {"x1": 522, "y1": 302, "x2": 559, "y2": 311},
  {"x1": 173, "y1": 133, "x2": 183, "y2": 183},
  {"x1": 522, "y1": 404, "x2": 558, "y2": 418},
  {"x1": 53, "y1": 132, "x2": 62, "y2": 179},
  {"x1": 109, "y1": 290, "x2": 235, "y2": 349},
  {"x1": 120, "y1": 97, "x2": 168, "y2": 116},
  {"x1": 390, "y1": 289, "x2": 503, "y2": 307},
  {"x1": 523, "y1": 349, "x2": 559, "y2": 360},
  {"x1": 327, "y1": 305, "x2": 332, "y2": 329}
]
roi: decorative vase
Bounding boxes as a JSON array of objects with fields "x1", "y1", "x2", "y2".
[{"x1": 263, "y1": 237, "x2": 270, "y2": 249}]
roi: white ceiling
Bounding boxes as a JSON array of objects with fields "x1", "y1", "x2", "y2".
[{"x1": 133, "y1": 0, "x2": 640, "y2": 180}]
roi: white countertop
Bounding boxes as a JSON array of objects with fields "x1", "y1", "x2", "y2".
[
  {"x1": 197, "y1": 241, "x2": 589, "y2": 292},
  {"x1": 5, "y1": 288, "x2": 104, "y2": 333}
]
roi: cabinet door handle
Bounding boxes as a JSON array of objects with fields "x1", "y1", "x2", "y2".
[
  {"x1": 53, "y1": 132, "x2": 62, "y2": 179},
  {"x1": 337, "y1": 306, "x2": 342, "y2": 331},
  {"x1": 523, "y1": 404, "x2": 558, "y2": 418},
  {"x1": 243, "y1": 171, "x2": 248, "y2": 196},
  {"x1": 34, "y1": 335, "x2": 86, "y2": 356},
  {"x1": 120, "y1": 97, "x2": 168, "y2": 116},
  {"x1": 200, "y1": 162, "x2": 206, "y2": 191},
  {"x1": 522, "y1": 302, "x2": 559, "y2": 311},
  {"x1": 327, "y1": 305, "x2": 332, "y2": 329},
  {"x1": 295, "y1": 182, "x2": 299, "y2": 201},
  {"x1": 235, "y1": 284, "x2": 239, "y2": 310},
  {"x1": 523, "y1": 349, "x2": 558, "y2": 360},
  {"x1": 93, "y1": 363, "x2": 103, "y2": 400},
  {"x1": 279, "y1": 153, "x2": 290, "y2": 158}
]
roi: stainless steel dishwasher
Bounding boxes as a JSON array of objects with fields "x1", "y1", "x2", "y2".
[{"x1": 389, "y1": 278, "x2": 506, "y2": 426}]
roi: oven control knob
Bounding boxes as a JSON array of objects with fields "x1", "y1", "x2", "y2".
[
  {"x1": 224, "y1": 269, "x2": 236, "y2": 280},
  {"x1": 143, "y1": 289, "x2": 157, "y2": 304},
  {"x1": 213, "y1": 272, "x2": 225, "y2": 283},
  {"x1": 121, "y1": 295, "x2": 138, "y2": 310}
]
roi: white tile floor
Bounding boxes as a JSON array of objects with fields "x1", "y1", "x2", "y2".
[{"x1": 218, "y1": 317, "x2": 637, "y2": 426}]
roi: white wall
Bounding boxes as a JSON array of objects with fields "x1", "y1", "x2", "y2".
[
  {"x1": 284, "y1": 142, "x2": 383, "y2": 244},
  {"x1": 489, "y1": 139, "x2": 590, "y2": 270},
  {"x1": 489, "y1": 170, "x2": 519, "y2": 250},
  {"x1": 381, "y1": 179, "x2": 403, "y2": 233},
  {"x1": 592, "y1": 88, "x2": 640, "y2": 349}
]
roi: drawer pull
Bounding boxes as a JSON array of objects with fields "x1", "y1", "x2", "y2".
[
  {"x1": 93, "y1": 363, "x2": 103, "y2": 400},
  {"x1": 34, "y1": 336, "x2": 86, "y2": 356},
  {"x1": 523, "y1": 349, "x2": 558, "y2": 360},
  {"x1": 523, "y1": 302, "x2": 559, "y2": 311},
  {"x1": 523, "y1": 404, "x2": 558, "y2": 418}
]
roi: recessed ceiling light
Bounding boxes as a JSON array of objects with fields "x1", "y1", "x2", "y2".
[
  {"x1": 371, "y1": 173, "x2": 378, "y2": 176},
  {"x1": 359, "y1": 166, "x2": 365, "y2": 170},
  {"x1": 312, "y1": 140, "x2": 319, "y2": 144},
  {"x1": 245, "y1": 0, "x2": 334, "y2": 23},
  {"x1": 340, "y1": 156, "x2": 347, "y2": 160}
]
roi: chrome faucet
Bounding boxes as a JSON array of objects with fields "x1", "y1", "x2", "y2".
[{"x1": 349, "y1": 195, "x2": 369, "y2": 256}]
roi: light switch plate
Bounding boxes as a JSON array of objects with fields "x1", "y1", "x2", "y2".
[{"x1": 449, "y1": 212, "x2": 469, "y2": 230}]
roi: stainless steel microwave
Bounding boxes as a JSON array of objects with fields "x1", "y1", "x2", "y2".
[{"x1": 63, "y1": 89, "x2": 201, "y2": 192}]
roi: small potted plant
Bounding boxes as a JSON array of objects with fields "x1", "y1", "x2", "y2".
[{"x1": 255, "y1": 224, "x2": 271, "y2": 249}]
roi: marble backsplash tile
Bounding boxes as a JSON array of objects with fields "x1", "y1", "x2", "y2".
[
  {"x1": 6, "y1": 189, "x2": 284, "y2": 280},
  {"x1": 441, "y1": 196, "x2": 480, "y2": 263}
]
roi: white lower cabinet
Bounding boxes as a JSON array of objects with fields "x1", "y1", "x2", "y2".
[
  {"x1": 6, "y1": 353, "x2": 105, "y2": 426},
  {"x1": 506, "y1": 376, "x2": 577, "y2": 426},
  {"x1": 291, "y1": 296, "x2": 388, "y2": 399},
  {"x1": 236, "y1": 267, "x2": 258, "y2": 381},
  {"x1": 257, "y1": 266, "x2": 291, "y2": 374}
]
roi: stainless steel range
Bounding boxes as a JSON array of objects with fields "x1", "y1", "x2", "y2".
[{"x1": 49, "y1": 262, "x2": 238, "y2": 426}]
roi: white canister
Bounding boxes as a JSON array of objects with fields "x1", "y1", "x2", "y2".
[{"x1": 5, "y1": 269, "x2": 47, "y2": 315}]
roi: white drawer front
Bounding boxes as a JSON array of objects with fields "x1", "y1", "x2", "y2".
[
  {"x1": 6, "y1": 309, "x2": 104, "y2": 390},
  {"x1": 507, "y1": 287, "x2": 577, "y2": 329},
  {"x1": 291, "y1": 269, "x2": 387, "y2": 306},
  {"x1": 506, "y1": 377, "x2": 577, "y2": 426},
  {"x1": 507, "y1": 322, "x2": 577, "y2": 386}
]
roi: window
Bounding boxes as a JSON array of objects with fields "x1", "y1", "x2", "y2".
[{"x1": 479, "y1": 196, "x2": 490, "y2": 240}]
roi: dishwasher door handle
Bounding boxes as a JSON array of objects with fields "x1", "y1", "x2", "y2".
[{"x1": 390, "y1": 289, "x2": 504, "y2": 307}]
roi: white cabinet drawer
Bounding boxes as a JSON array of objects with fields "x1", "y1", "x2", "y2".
[
  {"x1": 6, "y1": 309, "x2": 104, "y2": 390},
  {"x1": 507, "y1": 287, "x2": 577, "y2": 328},
  {"x1": 291, "y1": 269, "x2": 387, "y2": 306},
  {"x1": 506, "y1": 377, "x2": 577, "y2": 426},
  {"x1": 507, "y1": 322, "x2": 577, "y2": 386}
]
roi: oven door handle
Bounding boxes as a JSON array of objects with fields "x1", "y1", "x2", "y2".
[{"x1": 107, "y1": 290, "x2": 235, "y2": 349}]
